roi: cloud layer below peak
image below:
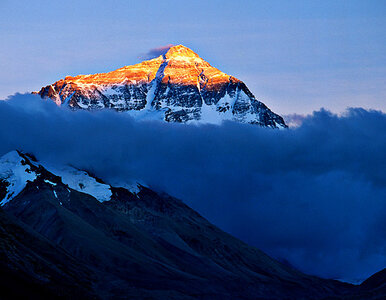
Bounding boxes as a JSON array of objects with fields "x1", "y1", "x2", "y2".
[{"x1": 0, "y1": 93, "x2": 385, "y2": 283}]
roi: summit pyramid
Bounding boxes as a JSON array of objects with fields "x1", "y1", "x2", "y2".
[{"x1": 37, "y1": 45, "x2": 286, "y2": 128}]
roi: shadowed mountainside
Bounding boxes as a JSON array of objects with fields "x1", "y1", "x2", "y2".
[{"x1": 1, "y1": 151, "x2": 384, "y2": 299}]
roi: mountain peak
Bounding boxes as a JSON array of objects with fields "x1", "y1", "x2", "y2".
[
  {"x1": 164, "y1": 45, "x2": 200, "y2": 60},
  {"x1": 36, "y1": 46, "x2": 287, "y2": 128}
]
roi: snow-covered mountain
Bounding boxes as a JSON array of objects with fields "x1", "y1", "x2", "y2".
[
  {"x1": 0, "y1": 150, "x2": 140, "y2": 207},
  {"x1": 36, "y1": 45, "x2": 287, "y2": 128}
]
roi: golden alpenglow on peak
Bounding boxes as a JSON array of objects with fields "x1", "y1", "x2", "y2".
[
  {"x1": 164, "y1": 45, "x2": 201, "y2": 59},
  {"x1": 37, "y1": 45, "x2": 287, "y2": 128}
]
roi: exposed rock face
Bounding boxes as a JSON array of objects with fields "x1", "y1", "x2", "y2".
[{"x1": 37, "y1": 45, "x2": 287, "y2": 128}]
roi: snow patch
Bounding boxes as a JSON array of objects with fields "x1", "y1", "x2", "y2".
[
  {"x1": 44, "y1": 179, "x2": 57, "y2": 186},
  {"x1": 144, "y1": 81, "x2": 157, "y2": 110},
  {"x1": 110, "y1": 179, "x2": 144, "y2": 194},
  {"x1": 43, "y1": 165, "x2": 112, "y2": 202},
  {"x1": 0, "y1": 151, "x2": 37, "y2": 206}
]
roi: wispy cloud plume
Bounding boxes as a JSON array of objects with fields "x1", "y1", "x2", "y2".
[{"x1": 140, "y1": 44, "x2": 174, "y2": 60}]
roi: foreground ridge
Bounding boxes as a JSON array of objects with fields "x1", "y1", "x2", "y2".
[
  {"x1": 0, "y1": 150, "x2": 360, "y2": 299},
  {"x1": 37, "y1": 45, "x2": 287, "y2": 128}
]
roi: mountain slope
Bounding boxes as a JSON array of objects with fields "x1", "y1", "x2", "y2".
[
  {"x1": 36, "y1": 45, "x2": 287, "y2": 128},
  {"x1": 0, "y1": 208, "x2": 96, "y2": 299},
  {"x1": 0, "y1": 150, "x2": 358, "y2": 299}
]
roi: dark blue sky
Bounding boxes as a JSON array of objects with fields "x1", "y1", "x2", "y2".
[{"x1": 1, "y1": 0, "x2": 385, "y2": 114}]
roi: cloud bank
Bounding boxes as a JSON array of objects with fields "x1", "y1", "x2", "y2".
[
  {"x1": 283, "y1": 113, "x2": 307, "y2": 127},
  {"x1": 0, "y1": 94, "x2": 385, "y2": 282}
]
